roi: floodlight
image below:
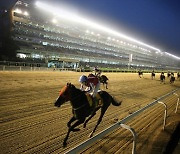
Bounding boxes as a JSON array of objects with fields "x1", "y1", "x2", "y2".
[
  {"x1": 35, "y1": 1, "x2": 180, "y2": 59},
  {"x1": 52, "y1": 19, "x2": 57, "y2": 23},
  {"x1": 24, "y1": 11, "x2": 29, "y2": 16},
  {"x1": 14, "y1": 8, "x2": 22, "y2": 14}
]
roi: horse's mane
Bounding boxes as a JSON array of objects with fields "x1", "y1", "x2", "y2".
[{"x1": 67, "y1": 83, "x2": 86, "y2": 96}]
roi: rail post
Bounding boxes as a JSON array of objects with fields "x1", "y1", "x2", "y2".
[
  {"x1": 158, "y1": 101, "x2": 167, "y2": 130},
  {"x1": 120, "y1": 124, "x2": 137, "y2": 154},
  {"x1": 173, "y1": 93, "x2": 179, "y2": 113}
]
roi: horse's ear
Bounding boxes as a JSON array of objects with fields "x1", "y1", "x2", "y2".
[{"x1": 71, "y1": 84, "x2": 75, "y2": 89}]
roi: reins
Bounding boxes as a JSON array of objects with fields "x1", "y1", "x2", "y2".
[{"x1": 69, "y1": 89, "x2": 89, "y2": 110}]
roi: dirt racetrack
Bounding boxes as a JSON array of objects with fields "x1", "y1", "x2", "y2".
[{"x1": 0, "y1": 71, "x2": 180, "y2": 154}]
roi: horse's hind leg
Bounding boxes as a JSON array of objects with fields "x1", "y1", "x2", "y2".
[
  {"x1": 89, "y1": 107, "x2": 108, "y2": 138},
  {"x1": 105, "y1": 82, "x2": 108, "y2": 89},
  {"x1": 63, "y1": 118, "x2": 85, "y2": 147}
]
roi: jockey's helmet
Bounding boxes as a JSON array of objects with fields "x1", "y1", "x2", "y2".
[{"x1": 79, "y1": 75, "x2": 87, "y2": 83}]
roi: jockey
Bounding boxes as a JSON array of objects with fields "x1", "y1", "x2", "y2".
[
  {"x1": 79, "y1": 75, "x2": 100, "y2": 97},
  {"x1": 94, "y1": 67, "x2": 101, "y2": 77},
  {"x1": 79, "y1": 75, "x2": 102, "y2": 106}
]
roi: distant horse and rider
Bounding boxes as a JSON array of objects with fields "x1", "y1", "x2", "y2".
[
  {"x1": 160, "y1": 72, "x2": 165, "y2": 83},
  {"x1": 94, "y1": 67, "x2": 102, "y2": 77},
  {"x1": 169, "y1": 73, "x2": 175, "y2": 84},
  {"x1": 54, "y1": 83, "x2": 122, "y2": 147},
  {"x1": 177, "y1": 72, "x2": 180, "y2": 80},
  {"x1": 138, "y1": 70, "x2": 143, "y2": 78},
  {"x1": 167, "y1": 71, "x2": 171, "y2": 78},
  {"x1": 88, "y1": 73, "x2": 109, "y2": 89},
  {"x1": 151, "y1": 70, "x2": 155, "y2": 80}
]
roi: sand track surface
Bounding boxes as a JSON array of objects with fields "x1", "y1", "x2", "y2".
[{"x1": 0, "y1": 71, "x2": 179, "y2": 154}]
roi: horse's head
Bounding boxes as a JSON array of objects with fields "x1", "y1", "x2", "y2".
[{"x1": 54, "y1": 83, "x2": 75, "y2": 107}]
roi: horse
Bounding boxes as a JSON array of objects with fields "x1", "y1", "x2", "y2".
[
  {"x1": 160, "y1": 72, "x2": 165, "y2": 83},
  {"x1": 94, "y1": 68, "x2": 102, "y2": 77},
  {"x1": 99, "y1": 75, "x2": 109, "y2": 89},
  {"x1": 88, "y1": 73, "x2": 109, "y2": 89},
  {"x1": 138, "y1": 70, "x2": 143, "y2": 78},
  {"x1": 177, "y1": 72, "x2": 180, "y2": 80},
  {"x1": 151, "y1": 72, "x2": 155, "y2": 80},
  {"x1": 170, "y1": 74, "x2": 175, "y2": 84},
  {"x1": 167, "y1": 72, "x2": 171, "y2": 78},
  {"x1": 54, "y1": 83, "x2": 122, "y2": 147}
]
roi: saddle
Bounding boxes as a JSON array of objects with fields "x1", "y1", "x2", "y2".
[{"x1": 86, "y1": 93, "x2": 103, "y2": 108}]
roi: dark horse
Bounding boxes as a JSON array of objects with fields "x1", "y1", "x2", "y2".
[
  {"x1": 170, "y1": 73, "x2": 175, "y2": 84},
  {"x1": 138, "y1": 70, "x2": 143, "y2": 78},
  {"x1": 151, "y1": 71, "x2": 155, "y2": 80},
  {"x1": 177, "y1": 72, "x2": 180, "y2": 80},
  {"x1": 88, "y1": 73, "x2": 109, "y2": 89},
  {"x1": 160, "y1": 72, "x2": 165, "y2": 83},
  {"x1": 167, "y1": 72, "x2": 171, "y2": 78},
  {"x1": 54, "y1": 83, "x2": 122, "y2": 147},
  {"x1": 99, "y1": 75, "x2": 109, "y2": 89}
]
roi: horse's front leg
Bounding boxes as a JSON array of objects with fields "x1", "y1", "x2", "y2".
[
  {"x1": 63, "y1": 118, "x2": 85, "y2": 147},
  {"x1": 67, "y1": 116, "x2": 76, "y2": 128},
  {"x1": 67, "y1": 116, "x2": 82, "y2": 132}
]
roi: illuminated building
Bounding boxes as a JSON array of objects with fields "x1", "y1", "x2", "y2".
[{"x1": 9, "y1": 0, "x2": 180, "y2": 69}]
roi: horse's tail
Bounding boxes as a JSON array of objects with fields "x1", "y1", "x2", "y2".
[{"x1": 111, "y1": 96, "x2": 122, "y2": 106}]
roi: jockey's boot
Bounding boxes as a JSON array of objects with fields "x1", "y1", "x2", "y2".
[
  {"x1": 93, "y1": 94, "x2": 103, "y2": 107},
  {"x1": 97, "y1": 93, "x2": 103, "y2": 106}
]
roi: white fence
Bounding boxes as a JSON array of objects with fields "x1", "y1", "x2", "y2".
[
  {"x1": 0, "y1": 65, "x2": 79, "y2": 72},
  {"x1": 66, "y1": 88, "x2": 179, "y2": 154}
]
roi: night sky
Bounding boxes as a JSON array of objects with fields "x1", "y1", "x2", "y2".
[{"x1": 1, "y1": 0, "x2": 180, "y2": 57}]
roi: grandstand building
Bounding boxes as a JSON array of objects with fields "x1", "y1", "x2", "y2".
[{"x1": 7, "y1": 0, "x2": 180, "y2": 69}]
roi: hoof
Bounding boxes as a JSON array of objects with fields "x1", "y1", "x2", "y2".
[
  {"x1": 114, "y1": 118, "x2": 118, "y2": 122},
  {"x1": 63, "y1": 142, "x2": 67, "y2": 148},
  {"x1": 89, "y1": 132, "x2": 93, "y2": 138}
]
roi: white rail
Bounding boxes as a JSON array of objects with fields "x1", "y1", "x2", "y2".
[
  {"x1": 120, "y1": 124, "x2": 137, "y2": 154},
  {"x1": 158, "y1": 101, "x2": 167, "y2": 130},
  {"x1": 173, "y1": 93, "x2": 179, "y2": 113},
  {"x1": 66, "y1": 88, "x2": 179, "y2": 154}
]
